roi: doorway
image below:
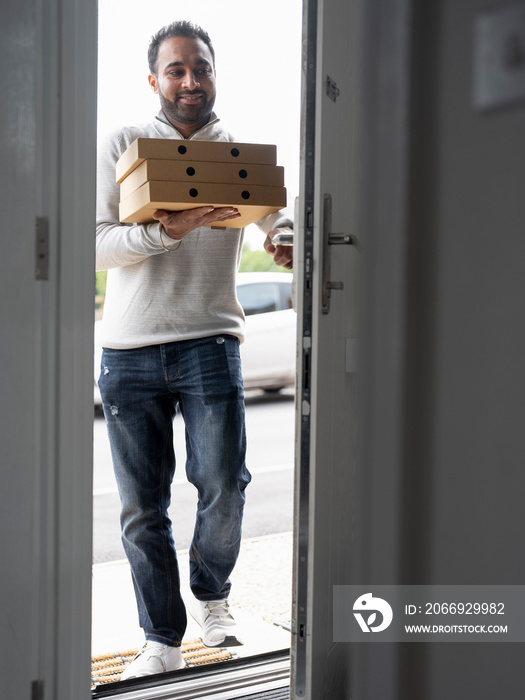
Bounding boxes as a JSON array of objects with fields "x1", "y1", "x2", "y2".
[{"x1": 92, "y1": 0, "x2": 303, "y2": 686}]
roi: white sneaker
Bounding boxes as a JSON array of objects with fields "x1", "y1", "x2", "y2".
[
  {"x1": 190, "y1": 599, "x2": 244, "y2": 647},
  {"x1": 120, "y1": 641, "x2": 185, "y2": 680}
]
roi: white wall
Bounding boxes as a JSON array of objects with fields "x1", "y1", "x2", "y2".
[{"x1": 356, "y1": 0, "x2": 525, "y2": 697}]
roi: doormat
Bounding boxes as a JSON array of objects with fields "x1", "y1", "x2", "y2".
[{"x1": 91, "y1": 639, "x2": 234, "y2": 686}]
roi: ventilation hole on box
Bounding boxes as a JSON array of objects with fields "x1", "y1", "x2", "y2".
[
  {"x1": 238, "y1": 169, "x2": 248, "y2": 179},
  {"x1": 186, "y1": 167, "x2": 196, "y2": 176},
  {"x1": 231, "y1": 147, "x2": 240, "y2": 157},
  {"x1": 241, "y1": 190, "x2": 250, "y2": 200},
  {"x1": 189, "y1": 188, "x2": 199, "y2": 197},
  {"x1": 178, "y1": 145, "x2": 187, "y2": 154}
]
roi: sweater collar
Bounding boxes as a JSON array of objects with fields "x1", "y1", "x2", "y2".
[{"x1": 154, "y1": 110, "x2": 221, "y2": 139}]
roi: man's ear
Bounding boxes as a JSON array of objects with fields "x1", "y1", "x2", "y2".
[{"x1": 148, "y1": 74, "x2": 159, "y2": 94}]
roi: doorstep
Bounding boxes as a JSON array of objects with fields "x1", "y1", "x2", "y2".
[{"x1": 92, "y1": 533, "x2": 293, "y2": 660}]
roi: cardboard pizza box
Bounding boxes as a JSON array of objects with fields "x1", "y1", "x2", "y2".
[
  {"x1": 116, "y1": 138, "x2": 277, "y2": 182},
  {"x1": 120, "y1": 159, "x2": 285, "y2": 199},
  {"x1": 119, "y1": 180, "x2": 286, "y2": 228}
]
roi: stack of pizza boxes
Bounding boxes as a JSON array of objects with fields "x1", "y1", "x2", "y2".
[{"x1": 117, "y1": 138, "x2": 286, "y2": 228}]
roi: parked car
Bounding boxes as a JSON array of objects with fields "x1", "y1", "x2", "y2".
[
  {"x1": 94, "y1": 271, "x2": 296, "y2": 406},
  {"x1": 236, "y1": 272, "x2": 296, "y2": 392}
]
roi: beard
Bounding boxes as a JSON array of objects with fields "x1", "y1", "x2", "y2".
[{"x1": 158, "y1": 86, "x2": 216, "y2": 128}]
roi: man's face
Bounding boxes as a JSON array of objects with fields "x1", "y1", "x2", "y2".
[{"x1": 148, "y1": 36, "x2": 216, "y2": 137}]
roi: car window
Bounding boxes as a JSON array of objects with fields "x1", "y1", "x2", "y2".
[{"x1": 237, "y1": 282, "x2": 284, "y2": 316}]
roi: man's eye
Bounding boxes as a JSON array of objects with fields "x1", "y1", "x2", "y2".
[{"x1": 196, "y1": 69, "x2": 212, "y2": 77}]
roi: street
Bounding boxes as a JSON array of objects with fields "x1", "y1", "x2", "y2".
[{"x1": 93, "y1": 389, "x2": 295, "y2": 563}]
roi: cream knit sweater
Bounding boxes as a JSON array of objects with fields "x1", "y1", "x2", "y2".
[{"x1": 96, "y1": 112, "x2": 291, "y2": 349}]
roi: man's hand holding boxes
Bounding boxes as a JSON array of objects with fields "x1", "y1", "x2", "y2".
[{"x1": 117, "y1": 137, "x2": 286, "y2": 229}]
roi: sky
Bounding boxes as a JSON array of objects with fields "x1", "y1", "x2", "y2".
[{"x1": 97, "y1": 0, "x2": 303, "y2": 243}]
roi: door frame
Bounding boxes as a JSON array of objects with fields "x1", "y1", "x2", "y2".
[
  {"x1": 3, "y1": 0, "x2": 414, "y2": 697},
  {"x1": 1, "y1": 0, "x2": 97, "y2": 697}
]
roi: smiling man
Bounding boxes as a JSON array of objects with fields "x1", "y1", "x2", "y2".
[
  {"x1": 149, "y1": 31, "x2": 217, "y2": 135},
  {"x1": 96, "y1": 21, "x2": 293, "y2": 680}
]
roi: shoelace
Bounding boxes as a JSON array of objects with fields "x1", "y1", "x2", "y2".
[
  {"x1": 204, "y1": 600, "x2": 234, "y2": 622},
  {"x1": 138, "y1": 642, "x2": 168, "y2": 659}
]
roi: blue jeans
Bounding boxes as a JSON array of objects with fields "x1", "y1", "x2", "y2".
[{"x1": 98, "y1": 335, "x2": 250, "y2": 646}]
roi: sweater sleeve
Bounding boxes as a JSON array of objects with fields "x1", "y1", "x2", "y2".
[{"x1": 95, "y1": 130, "x2": 182, "y2": 271}]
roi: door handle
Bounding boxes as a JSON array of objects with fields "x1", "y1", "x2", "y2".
[{"x1": 322, "y1": 193, "x2": 359, "y2": 314}]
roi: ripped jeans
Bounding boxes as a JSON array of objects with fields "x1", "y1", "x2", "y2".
[{"x1": 98, "y1": 335, "x2": 250, "y2": 647}]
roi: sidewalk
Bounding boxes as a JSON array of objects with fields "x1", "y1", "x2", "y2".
[{"x1": 91, "y1": 531, "x2": 293, "y2": 659}]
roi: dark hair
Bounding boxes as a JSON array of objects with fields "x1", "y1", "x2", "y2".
[{"x1": 148, "y1": 20, "x2": 215, "y2": 74}]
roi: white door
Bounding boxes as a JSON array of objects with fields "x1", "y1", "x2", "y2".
[
  {"x1": 1, "y1": 1, "x2": 97, "y2": 697},
  {"x1": 292, "y1": 0, "x2": 525, "y2": 697},
  {"x1": 291, "y1": 0, "x2": 362, "y2": 697},
  {"x1": 292, "y1": 0, "x2": 413, "y2": 695}
]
